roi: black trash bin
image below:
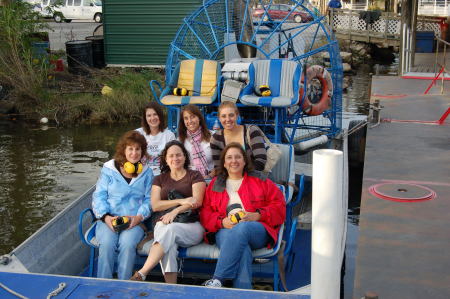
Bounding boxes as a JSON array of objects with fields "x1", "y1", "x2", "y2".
[
  {"x1": 85, "y1": 35, "x2": 105, "y2": 69},
  {"x1": 65, "y1": 40, "x2": 93, "y2": 75}
]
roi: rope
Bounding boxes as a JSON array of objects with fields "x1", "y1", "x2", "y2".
[
  {"x1": 46, "y1": 282, "x2": 66, "y2": 299},
  {"x1": 0, "y1": 282, "x2": 29, "y2": 299},
  {"x1": 346, "y1": 120, "x2": 368, "y2": 136}
]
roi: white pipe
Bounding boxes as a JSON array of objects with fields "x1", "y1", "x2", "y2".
[
  {"x1": 297, "y1": 135, "x2": 328, "y2": 151},
  {"x1": 311, "y1": 149, "x2": 344, "y2": 299}
]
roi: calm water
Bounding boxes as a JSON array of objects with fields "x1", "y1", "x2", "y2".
[
  {"x1": 0, "y1": 122, "x2": 137, "y2": 254},
  {"x1": 0, "y1": 67, "x2": 372, "y2": 257}
]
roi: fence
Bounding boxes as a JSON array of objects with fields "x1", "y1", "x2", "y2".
[
  {"x1": 330, "y1": 9, "x2": 442, "y2": 46},
  {"x1": 418, "y1": 0, "x2": 450, "y2": 16}
]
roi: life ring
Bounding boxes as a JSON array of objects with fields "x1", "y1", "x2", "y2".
[{"x1": 300, "y1": 65, "x2": 333, "y2": 116}]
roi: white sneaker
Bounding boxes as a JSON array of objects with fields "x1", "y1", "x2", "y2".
[{"x1": 203, "y1": 278, "x2": 222, "y2": 287}]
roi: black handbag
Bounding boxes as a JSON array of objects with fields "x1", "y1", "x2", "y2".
[{"x1": 150, "y1": 189, "x2": 199, "y2": 228}]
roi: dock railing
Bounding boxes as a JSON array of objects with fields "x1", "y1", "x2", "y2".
[
  {"x1": 429, "y1": 36, "x2": 450, "y2": 94},
  {"x1": 329, "y1": 8, "x2": 442, "y2": 47}
]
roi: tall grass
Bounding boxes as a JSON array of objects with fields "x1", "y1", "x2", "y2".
[{"x1": 0, "y1": 2, "x2": 49, "y2": 103}]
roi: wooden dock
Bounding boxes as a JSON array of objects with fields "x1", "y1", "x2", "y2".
[
  {"x1": 329, "y1": 9, "x2": 443, "y2": 48},
  {"x1": 353, "y1": 76, "x2": 450, "y2": 298}
]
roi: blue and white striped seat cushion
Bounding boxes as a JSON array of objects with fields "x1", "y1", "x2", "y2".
[
  {"x1": 240, "y1": 95, "x2": 295, "y2": 107},
  {"x1": 240, "y1": 59, "x2": 301, "y2": 107},
  {"x1": 137, "y1": 223, "x2": 284, "y2": 259},
  {"x1": 88, "y1": 220, "x2": 284, "y2": 259}
]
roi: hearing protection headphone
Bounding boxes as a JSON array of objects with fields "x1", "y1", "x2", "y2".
[
  {"x1": 257, "y1": 85, "x2": 271, "y2": 97},
  {"x1": 123, "y1": 161, "x2": 143, "y2": 174},
  {"x1": 227, "y1": 203, "x2": 246, "y2": 224},
  {"x1": 230, "y1": 211, "x2": 246, "y2": 224},
  {"x1": 173, "y1": 87, "x2": 188, "y2": 96}
]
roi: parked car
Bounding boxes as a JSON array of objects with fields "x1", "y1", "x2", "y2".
[
  {"x1": 35, "y1": 0, "x2": 102, "y2": 23},
  {"x1": 253, "y1": 4, "x2": 313, "y2": 23}
]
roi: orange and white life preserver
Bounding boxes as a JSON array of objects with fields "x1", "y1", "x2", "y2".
[{"x1": 300, "y1": 65, "x2": 333, "y2": 116}]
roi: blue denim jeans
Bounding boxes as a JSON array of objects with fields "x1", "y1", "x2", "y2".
[
  {"x1": 95, "y1": 221, "x2": 144, "y2": 280},
  {"x1": 214, "y1": 221, "x2": 269, "y2": 289}
]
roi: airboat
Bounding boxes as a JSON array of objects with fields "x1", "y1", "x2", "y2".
[{"x1": 0, "y1": 1, "x2": 354, "y2": 298}]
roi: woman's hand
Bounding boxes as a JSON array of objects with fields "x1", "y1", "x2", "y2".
[
  {"x1": 128, "y1": 215, "x2": 143, "y2": 229},
  {"x1": 241, "y1": 212, "x2": 261, "y2": 222},
  {"x1": 104, "y1": 215, "x2": 116, "y2": 232},
  {"x1": 179, "y1": 197, "x2": 197, "y2": 208},
  {"x1": 160, "y1": 209, "x2": 179, "y2": 224},
  {"x1": 222, "y1": 216, "x2": 235, "y2": 229}
]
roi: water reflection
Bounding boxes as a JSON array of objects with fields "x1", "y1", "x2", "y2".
[
  {"x1": 0, "y1": 121, "x2": 137, "y2": 254},
  {"x1": 343, "y1": 64, "x2": 372, "y2": 115}
]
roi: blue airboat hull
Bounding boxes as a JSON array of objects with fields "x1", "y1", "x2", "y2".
[{"x1": 0, "y1": 271, "x2": 310, "y2": 299}]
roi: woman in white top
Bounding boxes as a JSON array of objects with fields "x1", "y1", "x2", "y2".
[
  {"x1": 136, "y1": 102, "x2": 175, "y2": 176},
  {"x1": 178, "y1": 104, "x2": 214, "y2": 179}
]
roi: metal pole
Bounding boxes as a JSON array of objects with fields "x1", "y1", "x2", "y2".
[
  {"x1": 442, "y1": 43, "x2": 447, "y2": 94},
  {"x1": 411, "y1": 0, "x2": 418, "y2": 67}
]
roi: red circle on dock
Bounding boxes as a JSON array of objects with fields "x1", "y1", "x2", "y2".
[{"x1": 369, "y1": 183, "x2": 436, "y2": 202}]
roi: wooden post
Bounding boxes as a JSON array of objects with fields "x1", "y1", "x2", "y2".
[{"x1": 384, "y1": 13, "x2": 389, "y2": 40}]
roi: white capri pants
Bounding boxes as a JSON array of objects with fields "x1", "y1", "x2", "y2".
[{"x1": 153, "y1": 221, "x2": 204, "y2": 274}]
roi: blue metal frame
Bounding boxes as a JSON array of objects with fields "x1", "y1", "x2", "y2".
[
  {"x1": 78, "y1": 208, "x2": 97, "y2": 277},
  {"x1": 157, "y1": 0, "x2": 343, "y2": 144}
]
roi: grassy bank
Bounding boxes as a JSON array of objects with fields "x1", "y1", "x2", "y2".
[
  {"x1": 0, "y1": 2, "x2": 164, "y2": 125},
  {"x1": 21, "y1": 67, "x2": 164, "y2": 125}
]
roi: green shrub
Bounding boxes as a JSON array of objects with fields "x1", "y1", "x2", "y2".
[{"x1": 0, "y1": 1, "x2": 50, "y2": 102}]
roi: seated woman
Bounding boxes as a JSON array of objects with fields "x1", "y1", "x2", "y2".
[
  {"x1": 178, "y1": 104, "x2": 213, "y2": 179},
  {"x1": 200, "y1": 143, "x2": 285, "y2": 289},
  {"x1": 130, "y1": 140, "x2": 206, "y2": 283},
  {"x1": 210, "y1": 101, "x2": 267, "y2": 174},
  {"x1": 136, "y1": 102, "x2": 176, "y2": 176},
  {"x1": 92, "y1": 130, "x2": 153, "y2": 280}
]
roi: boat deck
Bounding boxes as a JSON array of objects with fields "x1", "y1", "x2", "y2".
[
  {"x1": 404, "y1": 52, "x2": 450, "y2": 80},
  {"x1": 0, "y1": 271, "x2": 308, "y2": 299},
  {"x1": 353, "y1": 76, "x2": 450, "y2": 298}
]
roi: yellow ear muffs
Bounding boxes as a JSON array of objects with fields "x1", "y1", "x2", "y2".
[
  {"x1": 123, "y1": 162, "x2": 143, "y2": 174},
  {"x1": 259, "y1": 85, "x2": 271, "y2": 97},
  {"x1": 230, "y1": 211, "x2": 246, "y2": 224},
  {"x1": 173, "y1": 87, "x2": 188, "y2": 96}
]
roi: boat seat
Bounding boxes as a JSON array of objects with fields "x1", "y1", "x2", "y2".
[
  {"x1": 137, "y1": 223, "x2": 284, "y2": 259},
  {"x1": 240, "y1": 59, "x2": 301, "y2": 107},
  {"x1": 268, "y1": 143, "x2": 296, "y2": 204},
  {"x1": 151, "y1": 59, "x2": 221, "y2": 106}
]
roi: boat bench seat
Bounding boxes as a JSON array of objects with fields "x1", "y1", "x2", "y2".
[
  {"x1": 84, "y1": 191, "x2": 284, "y2": 260},
  {"x1": 135, "y1": 204, "x2": 285, "y2": 260}
]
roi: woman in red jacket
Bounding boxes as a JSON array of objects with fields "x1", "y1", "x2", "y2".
[{"x1": 200, "y1": 142, "x2": 285, "y2": 289}]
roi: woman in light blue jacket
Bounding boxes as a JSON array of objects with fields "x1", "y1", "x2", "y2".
[{"x1": 92, "y1": 130, "x2": 153, "y2": 280}]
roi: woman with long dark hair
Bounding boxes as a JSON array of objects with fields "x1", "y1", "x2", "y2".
[
  {"x1": 201, "y1": 142, "x2": 285, "y2": 289},
  {"x1": 136, "y1": 102, "x2": 175, "y2": 176},
  {"x1": 130, "y1": 140, "x2": 205, "y2": 284},
  {"x1": 178, "y1": 104, "x2": 213, "y2": 178}
]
